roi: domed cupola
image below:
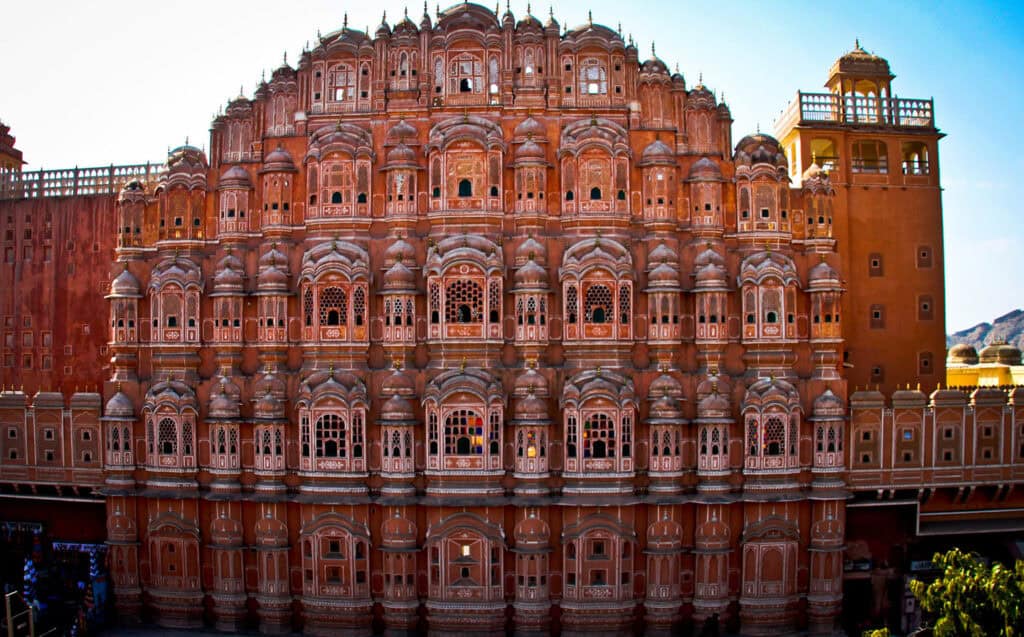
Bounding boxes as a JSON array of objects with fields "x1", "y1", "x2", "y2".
[
  {"x1": 383, "y1": 236, "x2": 416, "y2": 267},
  {"x1": 253, "y1": 391, "x2": 285, "y2": 420},
  {"x1": 383, "y1": 259, "x2": 417, "y2": 293},
  {"x1": 947, "y1": 343, "x2": 979, "y2": 366},
  {"x1": 385, "y1": 143, "x2": 418, "y2": 169},
  {"x1": 381, "y1": 368, "x2": 416, "y2": 398},
  {"x1": 638, "y1": 139, "x2": 676, "y2": 167},
  {"x1": 514, "y1": 235, "x2": 546, "y2": 266},
  {"x1": 212, "y1": 252, "x2": 245, "y2": 295},
  {"x1": 386, "y1": 119, "x2": 419, "y2": 145},
  {"x1": 109, "y1": 266, "x2": 142, "y2": 298},
  {"x1": 513, "y1": 514, "x2": 550, "y2": 547},
  {"x1": 688, "y1": 157, "x2": 723, "y2": 182},
  {"x1": 260, "y1": 144, "x2": 298, "y2": 174},
  {"x1": 513, "y1": 257, "x2": 548, "y2": 291},
  {"x1": 375, "y1": 11, "x2": 392, "y2": 39},
  {"x1": 513, "y1": 116, "x2": 547, "y2": 142},
  {"x1": 218, "y1": 165, "x2": 252, "y2": 189},
  {"x1": 381, "y1": 513, "x2": 417, "y2": 550},
  {"x1": 979, "y1": 341, "x2": 1022, "y2": 366},
  {"x1": 514, "y1": 139, "x2": 546, "y2": 163},
  {"x1": 104, "y1": 391, "x2": 135, "y2": 419}
]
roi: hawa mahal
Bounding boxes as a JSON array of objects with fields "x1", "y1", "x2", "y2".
[{"x1": 1, "y1": 3, "x2": 1021, "y2": 635}]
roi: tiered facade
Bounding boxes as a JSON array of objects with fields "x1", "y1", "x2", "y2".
[{"x1": 3, "y1": 4, "x2": 1006, "y2": 636}]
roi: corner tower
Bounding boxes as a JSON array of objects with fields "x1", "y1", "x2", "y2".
[{"x1": 776, "y1": 43, "x2": 945, "y2": 392}]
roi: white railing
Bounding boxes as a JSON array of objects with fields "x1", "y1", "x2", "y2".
[
  {"x1": 0, "y1": 163, "x2": 165, "y2": 200},
  {"x1": 776, "y1": 92, "x2": 934, "y2": 132}
]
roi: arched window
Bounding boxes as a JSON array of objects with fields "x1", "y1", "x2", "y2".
[
  {"x1": 158, "y1": 417, "x2": 177, "y2": 455},
  {"x1": 315, "y1": 414, "x2": 346, "y2": 458},
  {"x1": 764, "y1": 416, "x2": 785, "y2": 456},
  {"x1": 319, "y1": 287, "x2": 347, "y2": 327},
  {"x1": 590, "y1": 186, "x2": 602, "y2": 200},
  {"x1": 584, "y1": 413, "x2": 615, "y2": 458},
  {"x1": 458, "y1": 178, "x2": 473, "y2": 197},
  {"x1": 579, "y1": 58, "x2": 607, "y2": 95},
  {"x1": 584, "y1": 285, "x2": 613, "y2": 324},
  {"x1": 445, "y1": 409, "x2": 484, "y2": 456},
  {"x1": 445, "y1": 280, "x2": 483, "y2": 324},
  {"x1": 331, "y1": 64, "x2": 356, "y2": 102}
]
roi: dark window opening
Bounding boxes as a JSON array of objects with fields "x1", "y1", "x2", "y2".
[{"x1": 458, "y1": 179, "x2": 473, "y2": 197}]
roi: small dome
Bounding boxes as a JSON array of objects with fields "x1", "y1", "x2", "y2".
[
  {"x1": 513, "y1": 516, "x2": 550, "y2": 546},
  {"x1": 375, "y1": 17, "x2": 391, "y2": 38},
  {"x1": 688, "y1": 157, "x2": 723, "y2": 181},
  {"x1": 697, "y1": 391, "x2": 731, "y2": 419},
  {"x1": 260, "y1": 145, "x2": 297, "y2": 173},
  {"x1": 647, "y1": 242, "x2": 678, "y2": 265},
  {"x1": 832, "y1": 42, "x2": 892, "y2": 78},
  {"x1": 694, "y1": 246, "x2": 725, "y2": 268},
  {"x1": 218, "y1": 165, "x2": 251, "y2": 189},
  {"x1": 254, "y1": 392, "x2": 284, "y2": 420},
  {"x1": 384, "y1": 237, "x2": 416, "y2": 266},
  {"x1": 516, "y1": 12, "x2": 543, "y2": 30},
  {"x1": 382, "y1": 260, "x2": 417, "y2": 291},
  {"x1": 808, "y1": 260, "x2": 840, "y2": 285},
  {"x1": 513, "y1": 116, "x2": 546, "y2": 140},
  {"x1": 514, "y1": 367, "x2": 549, "y2": 397},
  {"x1": 695, "y1": 263, "x2": 728, "y2": 287},
  {"x1": 812, "y1": 389, "x2": 844, "y2": 418},
  {"x1": 386, "y1": 119, "x2": 419, "y2": 144},
  {"x1": 641, "y1": 56, "x2": 669, "y2": 76},
  {"x1": 381, "y1": 369, "x2": 415, "y2": 398},
  {"x1": 514, "y1": 236, "x2": 546, "y2": 265},
  {"x1": 649, "y1": 394, "x2": 683, "y2": 420},
  {"x1": 514, "y1": 393, "x2": 549, "y2": 421},
  {"x1": 648, "y1": 373, "x2": 682, "y2": 400},
  {"x1": 104, "y1": 391, "x2": 135, "y2": 418},
  {"x1": 256, "y1": 264, "x2": 289, "y2": 290},
  {"x1": 381, "y1": 394, "x2": 415, "y2": 421},
  {"x1": 381, "y1": 515, "x2": 417, "y2": 549},
  {"x1": 514, "y1": 139, "x2": 546, "y2": 162},
  {"x1": 647, "y1": 260, "x2": 679, "y2": 287},
  {"x1": 979, "y1": 341, "x2": 1022, "y2": 366},
  {"x1": 108, "y1": 268, "x2": 142, "y2": 298},
  {"x1": 213, "y1": 255, "x2": 245, "y2": 294},
  {"x1": 513, "y1": 259, "x2": 548, "y2": 289},
  {"x1": 947, "y1": 343, "x2": 979, "y2": 365},
  {"x1": 209, "y1": 390, "x2": 239, "y2": 419},
  {"x1": 385, "y1": 143, "x2": 418, "y2": 167},
  {"x1": 638, "y1": 139, "x2": 675, "y2": 166}
]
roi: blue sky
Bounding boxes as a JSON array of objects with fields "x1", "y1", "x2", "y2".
[{"x1": 2, "y1": 0, "x2": 1020, "y2": 333}]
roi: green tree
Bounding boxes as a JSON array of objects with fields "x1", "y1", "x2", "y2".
[
  {"x1": 862, "y1": 628, "x2": 890, "y2": 637},
  {"x1": 909, "y1": 548, "x2": 1024, "y2": 636}
]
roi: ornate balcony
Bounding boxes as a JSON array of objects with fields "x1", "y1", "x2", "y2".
[{"x1": 776, "y1": 92, "x2": 934, "y2": 132}]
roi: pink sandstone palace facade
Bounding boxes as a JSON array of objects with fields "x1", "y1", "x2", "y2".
[{"x1": 1, "y1": 4, "x2": 1021, "y2": 635}]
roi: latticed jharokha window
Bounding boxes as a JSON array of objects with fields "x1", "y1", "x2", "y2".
[
  {"x1": 450, "y1": 54, "x2": 483, "y2": 94},
  {"x1": 579, "y1": 58, "x2": 607, "y2": 95},
  {"x1": 331, "y1": 64, "x2": 356, "y2": 101},
  {"x1": 352, "y1": 288, "x2": 366, "y2": 326},
  {"x1": 583, "y1": 413, "x2": 615, "y2": 458},
  {"x1": 566, "y1": 285, "x2": 578, "y2": 323},
  {"x1": 488, "y1": 280, "x2": 501, "y2": 322},
  {"x1": 445, "y1": 280, "x2": 483, "y2": 323},
  {"x1": 319, "y1": 287, "x2": 347, "y2": 326},
  {"x1": 764, "y1": 416, "x2": 785, "y2": 456},
  {"x1": 315, "y1": 414, "x2": 347, "y2": 458},
  {"x1": 445, "y1": 409, "x2": 485, "y2": 455},
  {"x1": 584, "y1": 285, "x2": 613, "y2": 323},
  {"x1": 158, "y1": 418, "x2": 177, "y2": 455}
]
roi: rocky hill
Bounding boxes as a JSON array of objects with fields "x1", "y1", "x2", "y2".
[{"x1": 948, "y1": 309, "x2": 1024, "y2": 351}]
